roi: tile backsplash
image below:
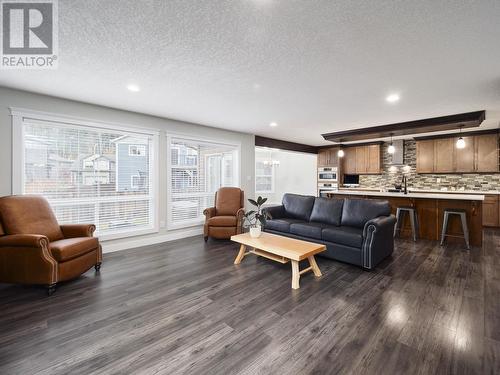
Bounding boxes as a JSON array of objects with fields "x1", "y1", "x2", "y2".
[{"x1": 358, "y1": 140, "x2": 500, "y2": 191}]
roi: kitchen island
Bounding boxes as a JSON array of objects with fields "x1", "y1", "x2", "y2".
[{"x1": 327, "y1": 190, "x2": 484, "y2": 246}]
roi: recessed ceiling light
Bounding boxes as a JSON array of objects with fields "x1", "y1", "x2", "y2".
[
  {"x1": 269, "y1": 122, "x2": 278, "y2": 127},
  {"x1": 386, "y1": 93, "x2": 400, "y2": 103},
  {"x1": 127, "y1": 84, "x2": 140, "y2": 92}
]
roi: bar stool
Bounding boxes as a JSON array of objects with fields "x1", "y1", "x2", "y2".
[
  {"x1": 440, "y1": 208, "x2": 470, "y2": 250},
  {"x1": 394, "y1": 206, "x2": 419, "y2": 242}
]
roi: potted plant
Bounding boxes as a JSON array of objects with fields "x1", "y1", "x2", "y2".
[{"x1": 243, "y1": 196, "x2": 268, "y2": 238}]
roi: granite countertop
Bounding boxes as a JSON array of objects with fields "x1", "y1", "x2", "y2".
[
  {"x1": 339, "y1": 187, "x2": 500, "y2": 195},
  {"x1": 333, "y1": 190, "x2": 485, "y2": 201},
  {"x1": 409, "y1": 188, "x2": 500, "y2": 195}
]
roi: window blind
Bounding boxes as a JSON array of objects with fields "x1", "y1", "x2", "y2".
[
  {"x1": 22, "y1": 119, "x2": 157, "y2": 238},
  {"x1": 168, "y1": 137, "x2": 239, "y2": 228}
]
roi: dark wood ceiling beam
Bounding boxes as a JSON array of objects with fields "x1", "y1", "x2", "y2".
[
  {"x1": 255, "y1": 136, "x2": 318, "y2": 154},
  {"x1": 321, "y1": 110, "x2": 486, "y2": 143}
]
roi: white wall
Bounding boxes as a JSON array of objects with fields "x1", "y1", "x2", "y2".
[
  {"x1": 256, "y1": 148, "x2": 317, "y2": 205},
  {"x1": 0, "y1": 86, "x2": 255, "y2": 252}
]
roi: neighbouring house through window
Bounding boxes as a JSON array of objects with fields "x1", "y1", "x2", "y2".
[{"x1": 13, "y1": 110, "x2": 158, "y2": 239}]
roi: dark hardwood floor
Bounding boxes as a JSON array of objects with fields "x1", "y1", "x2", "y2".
[{"x1": 1, "y1": 230, "x2": 499, "y2": 375}]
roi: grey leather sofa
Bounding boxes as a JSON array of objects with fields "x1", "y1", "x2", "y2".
[{"x1": 262, "y1": 193, "x2": 396, "y2": 270}]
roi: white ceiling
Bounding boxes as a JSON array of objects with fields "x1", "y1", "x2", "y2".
[{"x1": 1, "y1": 0, "x2": 500, "y2": 145}]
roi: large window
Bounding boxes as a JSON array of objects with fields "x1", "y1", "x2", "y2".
[
  {"x1": 255, "y1": 148, "x2": 276, "y2": 193},
  {"x1": 13, "y1": 110, "x2": 158, "y2": 239},
  {"x1": 167, "y1": 136, "x2": 239, "y2": 229}
]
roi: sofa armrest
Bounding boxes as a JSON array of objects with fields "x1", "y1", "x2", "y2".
[
  {"x1": 361, "y1": 215, "x2": 397, "y2": 269},
  {"x1": 203, "y1": 207, "x2": 216, "y2": 220},
  {"x1": 0, "y1": 234, "x2": 58, "y2": 285},
  {"x1": 262, "y1": 205, "x2": 286, "y2": 220},
  {"x1": 0, "y1": 234, "x2": 50, "y2": 248},
  {"x1": 60, "y1": 224, "x2": 96, "y2": 238}
]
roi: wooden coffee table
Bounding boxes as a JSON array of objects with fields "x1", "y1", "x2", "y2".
[{"x1": 230, "y1": 232, "x2": 326, "y2": 289}]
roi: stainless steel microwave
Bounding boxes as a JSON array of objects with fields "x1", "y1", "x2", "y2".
[{"x1": 318, "y1": 167, "x2": 338, "y2": 182}]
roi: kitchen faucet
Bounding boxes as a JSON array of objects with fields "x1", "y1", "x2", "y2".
[{"x1": 401, "y1": 175, "x2": 408, "y2": 195}]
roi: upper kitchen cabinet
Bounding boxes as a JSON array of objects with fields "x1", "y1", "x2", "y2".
[
  {"x1": 317, "y1": 147, "x2": 339, "y2": 167},
  {"x1": 416, "y1": 132, "x2": 499, "y2": 173},
  {"x1": 454, "y1": 136, "x2": 475, "y2": 172},
  {"x1": 416, "y1": 139, "x2": 435, "y2": 173},
  {"x1": 341, "y1": 144, "x2": 381, "y2": 174},
  {"x1": 434, "y1": 138, "x2": 455, "y2": 173},
  {"x1": 365, "y1": 144, "x2": 381, "y2": 174},
  {"x1": 343, "y1": 147, "x2": 357, "y2": 174},
  {"x1": 475, "y1": 134, "x2": 499, "y2": 172},
  {"x1": 355, "y1": 146, "x2": 366, "y2": 174}
]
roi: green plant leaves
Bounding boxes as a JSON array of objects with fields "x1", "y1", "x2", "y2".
[
  {"x1": 248, "y1": 198, "x2": 258, "y2": 207},
  {"x1": 248, "y1": 196, "x2": 267, "y2": 207}
]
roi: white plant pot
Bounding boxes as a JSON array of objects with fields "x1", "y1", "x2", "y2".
[{"x1": 249, "y1": 226, "x2": 262, "y2": 238}]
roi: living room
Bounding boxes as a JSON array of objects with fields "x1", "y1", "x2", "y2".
[{"x1": 1, "y1": 1, "x2": 499, "y2": 374}]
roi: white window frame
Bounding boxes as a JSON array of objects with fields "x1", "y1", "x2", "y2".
[
  {"x1": 255, "y1": 160, "x2": 275, "y2": 194},
  {"x1": 11, "y1": 107, "x2": 160, "y2": 241},
  {"x1": 166, "y1": 132, "x2": 241, "y2": 230},
  {"x1": 128, "y1": 144, "x2": 146, "y2": 156}
]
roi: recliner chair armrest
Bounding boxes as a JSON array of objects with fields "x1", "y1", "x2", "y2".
[
  {"x1": 262, "y1": 205, "x2": 286, "y2": 220},
  {"x1": 203, "y1": 207, "x2": 216, "y2": 220},
  {"x1": 361, "y1": 215, "x2": 397, "y2": 270},
  {"x1": 60, "y1": 224, "x2": 96, "y2": 238},
  {"x1": 0, "y1": 234, "x2": 58, "y2": 285},
  {"x1": 0, "y1": 234, "x2": 50, "y2": 248},
  {"x1": 236, "y1": 208, "x2": 245, "y2": 218}
]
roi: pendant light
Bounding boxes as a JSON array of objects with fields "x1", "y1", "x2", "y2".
[
  {"x1": 456, "y1": 125, "x2": 466, "y2": 149},
  {"x1": 387, "y1": 133, "x2": 395, "y2": 154},
  {"x1": 337, "y1": 140, "x2": 345, "y2": 157},
  {"x1": 338, "y1": 146, "x2": 345, "y2": 158}
]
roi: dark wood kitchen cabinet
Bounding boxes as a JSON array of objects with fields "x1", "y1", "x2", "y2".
[
  {"x1": 343, "y1": 147, "x2": 356, "y2": 174},
  {"x1": 475, "y1": 134, "x2": 499, "y2": 172},
  {"x1": 416, "y1": 132, "x2": 499, "y2": 173},
  {"x1": 482, "y1": 195, "x2": 499, "y2": 227},
  {"x1": 454, "y1": 136, "x2": 475, "y2": 172},
  {"x1": 365, "y1": 144, "x2": 381, "y2": 174},
  {"x1": 416, "y1": 139, "x2": 435, "y2": 173},
  {"x1": 317, "y1": 147, "x2": 339, "y2": 167},
  {"x1": 341, "y1": 144, "x2": 381, "y2": 175},
  {"x1": 434, "y1": 138, "x2": 454, "y2": 173},
  {"x1": 317, "y1": 148, "x2": 330, "y2": 167},
  {"x1": 355, "y1": 146, "x2": 366, "y2": 174}
]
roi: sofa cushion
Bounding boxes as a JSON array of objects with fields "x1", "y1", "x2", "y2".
[
  {"x1": 309, "y1": 197, "x2": 344, "y2": 226},
  {"x1": 265, "y1": 218, "x2": 304, "y2": 233},
  {"x1": 290, "y1": 222, "x2": 325, "y2": 240},
  {"x1": 341, "y1": 199, "x2": 391, "y2": 228},
  {"x1": 50, "y1": 237, "x2": 99, "y2": 262},
  {"x1": 322, "y1": 226, "x2": 364, "y2": 248},
  {"x1": 207, "y1": 216, "x2": 237, "y2": 227},
  {"x1": 282, "y1": 194, "x2": 315, "y2": 221}
]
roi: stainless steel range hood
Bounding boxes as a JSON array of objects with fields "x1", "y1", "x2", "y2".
[{"x1": 387, "y1": 140, "x2": 404, "y2": 165}]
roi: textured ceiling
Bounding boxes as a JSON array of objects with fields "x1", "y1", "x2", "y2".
[{"x1": 1, "y1": 0, "x2": 500, "y2": 145}]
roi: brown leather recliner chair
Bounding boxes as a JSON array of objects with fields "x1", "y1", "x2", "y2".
[
  {"x1": 0, "y1": 195, "x2": 102, "y2": 295},
  {"x1": 203, "y1": 187, "x2": 245, "y2": 241}
]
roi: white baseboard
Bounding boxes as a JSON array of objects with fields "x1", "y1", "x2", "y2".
[{"x1": 101, "y1": 227, "x2": 203, "y2": 253}]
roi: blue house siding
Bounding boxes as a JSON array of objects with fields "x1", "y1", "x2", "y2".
[{"x1": 116, "y1": 143, "x2": 149, "y2": 192}]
